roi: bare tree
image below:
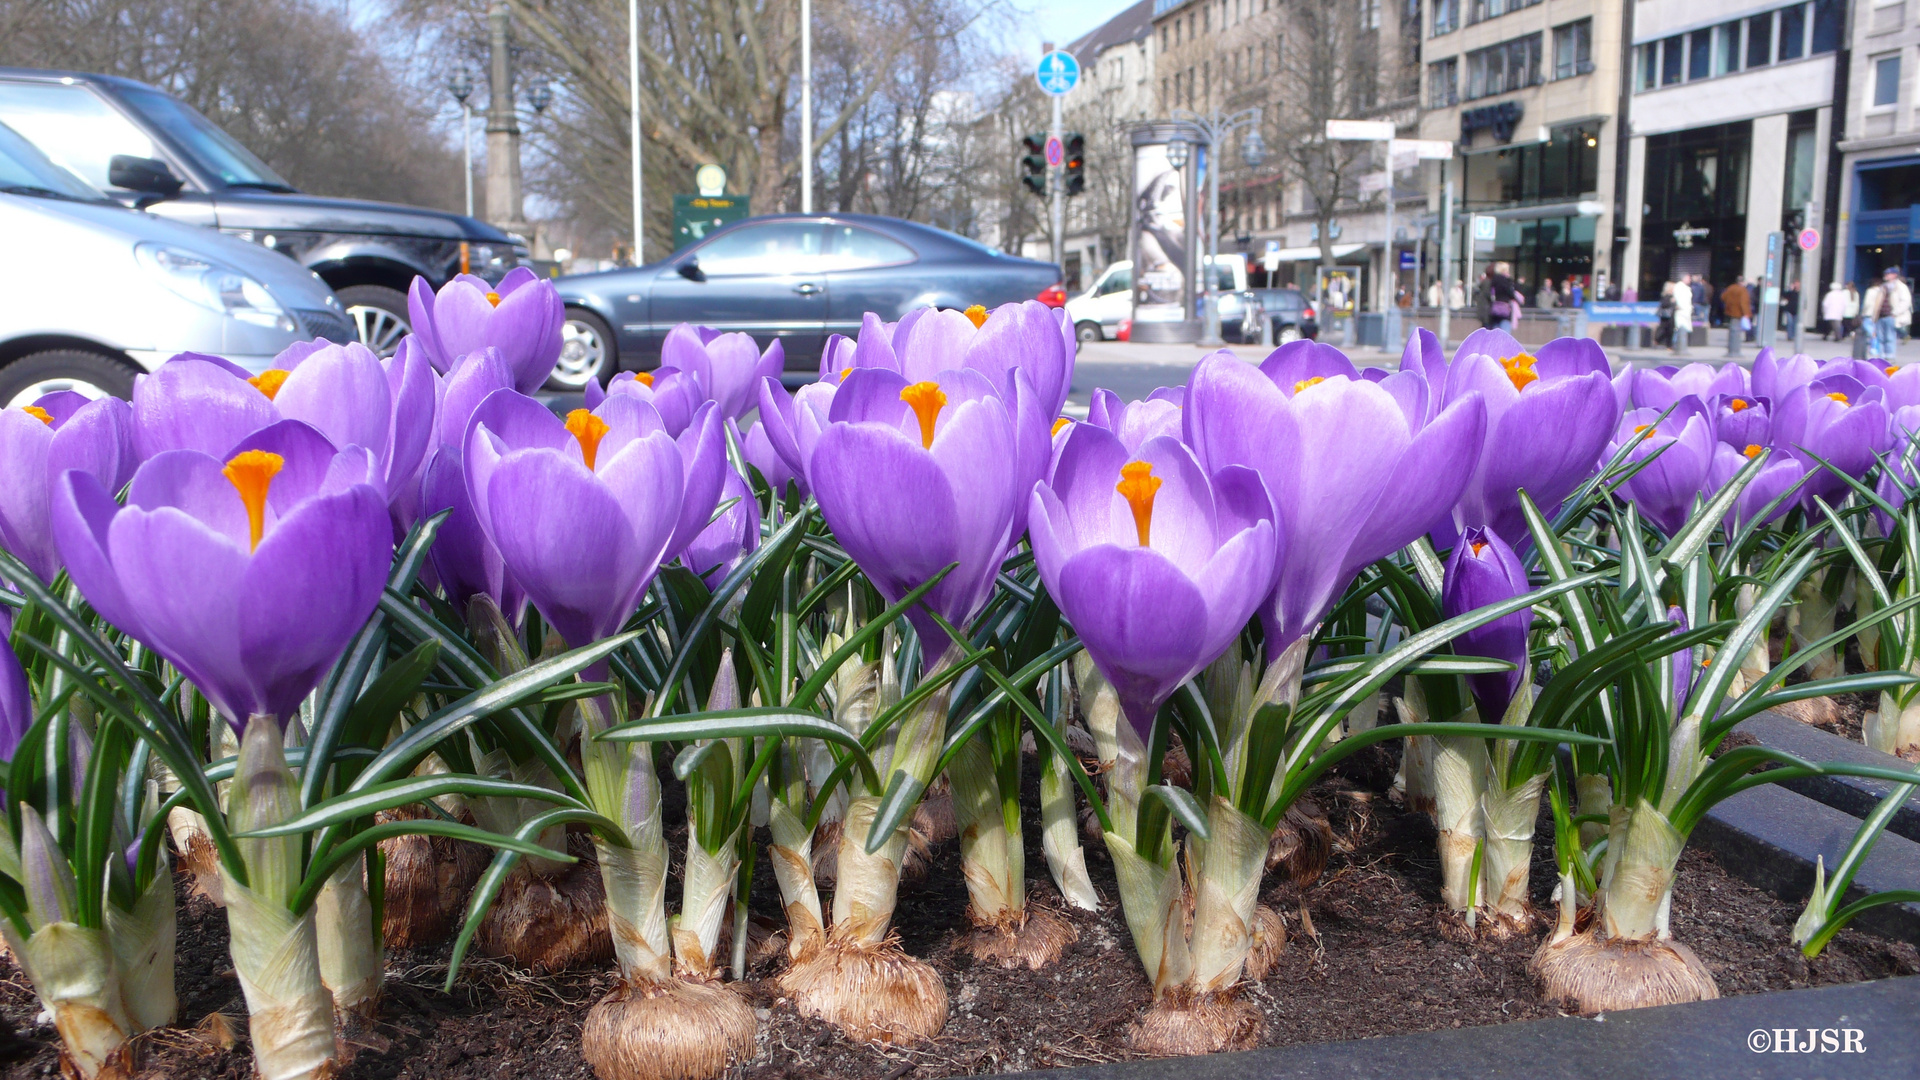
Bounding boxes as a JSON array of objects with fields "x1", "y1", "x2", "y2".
[
  {"x1": 0, "y1": 0, "x2": 464, "y2": 209},
  {"x1": 1265, "y1": 0, "x2": 1380, "y2": 270}
]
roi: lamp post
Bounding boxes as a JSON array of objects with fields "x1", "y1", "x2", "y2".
[
  {"x1": 628, "y1": 0, "x2": 643, "y2": 264},
  {"x1": 447, "y1": 70, "x2": 474, "y2": 218},
  {"x1": 1171, "y1": 106, "x2": 1264, "y2": 347},
  {"x1": 801, "y1": 0, "x2": 812, "y2": 213}
]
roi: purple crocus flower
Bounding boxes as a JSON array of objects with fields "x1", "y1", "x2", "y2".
[
  {"x1": 657, "y1": 324, "x2": 785, "y2": 421},
  {"x1": 1707, "y1": 443, "x2": 1805, "y2": 533},
  {"x1": 1030, "y1": 424, "x2": 1278, "y2": 735},
  {"x1": 740, "y1": 420, "x2": 800, "y2": 498},
  {"x1": 419, "y1": 349, "x2": 527, "y2": 616},
  {"x1": 607, "y1": 367, "x2": 705, "y2": 437},
  {"x1": 823, "y1": 303, "x2": 1076, "y2": 419},
  {"x1": 808, "y1": 367, "x2": 1026, "y2": 662},
  {"x1": 1613, "y1": 402, "x2": 1717, "y2": 536},
  {"x1": 0, "y1": 394, "x2": 136, "y2": 584},
  {"x1": 682, "y1": 468, "x2": 761, "y2": 587},
  {"x1": 1440, "y1": 526, "x2": 1530, "y2": 722},
  {"x1": 1712, "y1": 393, "x2": 1771, "y2": 451},
  {"x1": 1082, "y1": 387, "x2": 1185, "y2": 455},
  {"x1": 1614, "y1": 363, "x2": 1746, "y2": 414},
  {"x1": 0, "y1": 629, "x2": 27, "y2": 761},
  {"x1": 463, "y1": 390, "x2": 725, "y2": 646},
  {"x1": 1432, "y1": 332, "x2": 1615, "y2": 547},
  {"x1": 406, "y1": 268, "x2": 564, "y2": 391},
  {"x1": 1184, "y1": 349, "x2": 1486, "y2": 649},
  {"x1": 1751, "y1": 349, "x2": 1821, "y2": 404},
  {"x1": 756, "y1": 377, "x2": 836, "y2": 496},
  {"x1": 1771, "y1": 379, "x2": 1891, "y2": 507},
  {"x1": 51, "y1": 423, "x2": 391, "y2": 728}
]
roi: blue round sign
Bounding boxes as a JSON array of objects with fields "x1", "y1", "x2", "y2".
[{"x1": 1036, "y1": 50, "x2": 1080, "y2": 96}]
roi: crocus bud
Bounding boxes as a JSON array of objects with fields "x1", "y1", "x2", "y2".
[
  {"x1": 18, "y1": 804, "x2": 77, "y2": 928},
  {"x1": 228, "y1": 715, "x2": 303, "y2": 909},
  {"x1": 1441, "y1": 526, "x2": 1531, "y2": 722}
]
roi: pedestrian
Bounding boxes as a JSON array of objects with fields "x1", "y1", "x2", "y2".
[
  {"x1": 1427, "y1": 278, "x2": 1442, "y2": 308},
  {"x1": 1570, "y1": 278, "x2": 1585, "y2": 307},
  {"x1": 1863, "y1": 270, "x2": 1905, "y2": 360},
  {"x1": 1689, "y1": 274, "x2": 1709, "y2": 325},
  {"x1": 1845, "y1": 281, "x2": 1861, "y2": 338},
  {"x1": 1486, "y1": 262, "x2": 1519, "y2": 331},
  {"x1": 1656, "y1": 282, "x2": 1676, "y2": 348},
  {"x1": 1890, "y1": 267, "x2": 1914, "y2": 351},
  {"x1": 1822, "y1": 281, "x2": 1847, "y2": 340},
  {"x1": 1671, "y1": 277, "x2": 1693, "y2": 355},
  {"x1": 1536, "y1": 278, "x2": 1559, "y2": 309},
  {"x1": 1721, "y1": 277, "x2": 1753, "y2": 350},
  {"x1": 1782, "y1": 281, "x2": 1801, "y2": 339},
  {"x1": 1449, "y1": 278, "x2": 1466, "y2": 310}
]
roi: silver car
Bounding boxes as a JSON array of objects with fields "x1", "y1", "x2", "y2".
[{"x1": 0, "y1": 121, "x2": 346, "y2": 407}]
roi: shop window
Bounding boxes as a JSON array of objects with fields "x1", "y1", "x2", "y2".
[{"x1": 1858, "y1": 163, "x2": 1920, "y2": 211}]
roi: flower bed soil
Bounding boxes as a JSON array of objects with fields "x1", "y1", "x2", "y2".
[{"x1": 1, "y1": 747, "x2": 1913, "y2": 1080}]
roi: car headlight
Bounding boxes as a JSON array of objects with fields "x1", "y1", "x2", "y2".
[{"x1": 135, "y1": 243, "x2": 295, "y2": 331}]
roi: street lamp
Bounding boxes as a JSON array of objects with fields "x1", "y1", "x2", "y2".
[
  {"x1": 1165, "y1": 135, "x2": 1190, "y2": 171},
  {"x1": 527, "y1": 79, "x2": 552, "y2": 114},
  {"x1": 1171, "y1": 105, "x2": 1263, "y2": 347},
  {"x1": 447, "y1": 70, "x2": 475, "y2": 218}
]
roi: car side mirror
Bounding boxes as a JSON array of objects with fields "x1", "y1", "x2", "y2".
[
  {"x1": 108, "y1": 155, "x2": 184, "y2": 198},
  {"x1": 676, "y1": 259, "x2": 706, "y2": 282}
]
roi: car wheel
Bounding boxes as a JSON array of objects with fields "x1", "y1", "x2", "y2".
[
  {"x1": 337, "y1": 285, "x2": 412, "y2": 357},
  {"x1": 550, "y1": 309, "x2": 615, "y2": 390},
  {"x1": 1277, "y1": 323, "x2": 1303, "y2": 344},
  {"x1": 1074, "y1": 320, "x2": 1104, "y2": 343},
  {"x1": 0, "y1": 349, "x2": 139, "y2": 408}
]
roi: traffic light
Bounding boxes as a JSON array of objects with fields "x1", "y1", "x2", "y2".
[
  {"x1": 1062, "y1": 132, "x2": 1086, "y2": 196},
  {"x1": 1020, "y1": 133, "x2": 1048, "y2": 197}
]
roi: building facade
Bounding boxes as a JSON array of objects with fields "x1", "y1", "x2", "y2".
[
  {"x1": 1417, "y1": 0, "x2": 1629, "y2": 302},
  {"x1": 1834, "y1": 0, "x2": 1920, "y2": 290},
  {"x1": 1620, "y1": 0, "x2": 1843, "y2": 308}
]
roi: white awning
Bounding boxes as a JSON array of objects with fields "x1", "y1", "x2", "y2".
[{"x1": 1266, "y1": 242, "x2": 1367, "y2": 262}]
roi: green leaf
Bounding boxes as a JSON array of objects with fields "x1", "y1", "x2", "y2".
[
  {"x1": 788, "y1": 565, "x2": 957, "y2": 713},
  {"x1": 238, "y1": 776, "x2": 582, "y2": 839},
  {"x1": 1144, "y1": 784, "x2": 1210, "y2": 841},
  {"x1": 290, "y1": 818, "x2": 571, "y2": 916},
  {"x1": 602, "y1": 707, "x2": 880, "y2": 793},
  {"x1": 863, "y1": 769, "x2": 927, "y2": 855}
]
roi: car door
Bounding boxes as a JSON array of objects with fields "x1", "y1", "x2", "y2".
[
  {"x1": 819, "y1": 222, "x2": 922, "y2": 336},
  {"x1": 647, "y1": 220, "x2": 829, "y2": 364}
]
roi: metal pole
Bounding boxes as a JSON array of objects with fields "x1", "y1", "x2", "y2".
[
  {"x1": 1464, "y1": 211, "x2": 1477, "y2": 337},
  {"x1": 800, "y1": 0, "x2": 812, "y2": 213},
  {"x1": 1049, "y1": 92, "x2": 1064, "y2": 275},
  {"x1": 1183, "y1": 140, "x2": 1198, "y2": 336},
  {"x1": 1439, "y1": 168, "x2": 1452, "y2": 349},
  {"x1": 628, "y1": 0, "x2": 644, "y2": 264},
  {"x1": 462, "y1": 101, "x2": 473, "y2": 218},
  {"x1": 1202, "y1": 116, "x2": 1223, "y2": 346},
  {"x1": 1382, "y1": 139, "x2": 1398, "y2": 351}
]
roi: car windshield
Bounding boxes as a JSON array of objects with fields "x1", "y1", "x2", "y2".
[
  {"x1": 0, "y1": 120, "x2": 108, "y2": 201},
  {"x1": 117, "y1": 86, "x2": 293, "y2": 190}
]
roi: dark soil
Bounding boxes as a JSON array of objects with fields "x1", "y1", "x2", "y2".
[{"x1": 2, "y1": 746, "x2": 1913, "y2": 1080}]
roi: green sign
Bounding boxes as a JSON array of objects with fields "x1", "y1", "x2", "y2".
[{"x1": 673, "y1": 194, "x2": 750, "y2": 251}]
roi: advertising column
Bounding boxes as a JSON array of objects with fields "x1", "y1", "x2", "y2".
[{"x1": 1129, "y1": 122, "x2": 1207, "y2": 342}]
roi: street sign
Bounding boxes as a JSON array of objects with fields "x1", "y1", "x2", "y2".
[
  {"x1": 1358, "y1": 171, "x2": 1389, "y2": 194},
  {"x1": 1799, "y1": 227, "x2": 1820, "y2": 251},
  {"x1": 1045, "y1": 136, "x2": 1063, "y2": 167},
  {"x1": 1036, "y1": 50, "x2": 1080, "y2": 95},
  {"x1": 1393, "y1": 138, "x2": 1455, "y2": 160},
  {"x1": 1584, "y1": 301, "x2": 1661, "y2": 326},
  {"x1": 1472, "y1": 215, "x2": 1497, "y2": 241},
  {"x1": 1399, "y1": 250, "x2": 1416, "y2": 269},
  {"x1": 694, "y1": 163, "x2": 726, "y2": 197},
  {"x1": 672, "y1": 194, "x2": 750, "y2": 251},
  {"x1": 1326, "y1": 119, "x2": 1396, "y2": 141}
]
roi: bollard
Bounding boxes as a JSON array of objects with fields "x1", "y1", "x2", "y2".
[
  {"x1": 1725, "y1": 323, "x2": 1741, "y2": 358},
  {"x1": 1854, "y1": 325, "x2": 1870, "y2": 360}
]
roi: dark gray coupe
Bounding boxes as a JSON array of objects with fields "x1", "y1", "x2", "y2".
[{"x1": 552, "y1": 213, "x2": 1062, "y2": 387}]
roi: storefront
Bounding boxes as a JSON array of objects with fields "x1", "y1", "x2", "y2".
[
  {"x1": 1636, "y1": 121, "x2": 1751, "y2": 297},
  {"x1": 1848, "y1": 157, "x2": 1920, "y2": 285},
  {"x1": 1450, "y1": 123, "x2": 1605, "y2": 297}
]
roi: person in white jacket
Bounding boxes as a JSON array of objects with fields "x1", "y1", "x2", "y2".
[
  {"x1": 1671, "y1": 277, "x2": 1693, "y2": 355},
  {"x1": 1822, "y1": 282, "x2": 1848, "y2": 340}
]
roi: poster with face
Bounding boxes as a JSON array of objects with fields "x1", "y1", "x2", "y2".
[{"x1": 1132, "y1": 141, "x2": 1186, "y2": 313}]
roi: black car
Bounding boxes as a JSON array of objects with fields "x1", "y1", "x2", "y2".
[
  {"x1": 0, "y1": 68, "x2": 527, "y2": 354},
  {"x1": 1244, "y1": 287, "x2": 1320, "y2": 344},
  {"x1": 554, "y1": 213, "x2": 1062, "y2": 386}
]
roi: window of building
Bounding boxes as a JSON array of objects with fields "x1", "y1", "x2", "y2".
[
  {"x1": 1812, "y1": 0, "x2": 1842, "y2": 53},
  {"x1": 1715, "y1": 21, "x2": 1742, "y2": 76},
  {"x1": 1429, "y1": 57, "x2": 1460, "y2": 106},
  {"x1": 1874, "y1": 53, "x2": 1901, "y2": 108},
  {"x1": 1468, "y1": 0, "x2": 1541, "y2": 26},
  {"x1": 1746, "y1": 12, "x2": 1774, "y2": 69},
  {"x1": 1644, "y1": 121, "x2": 1752, "y2": 224},
  {"x1": 1465, "y1": 34, "x2": 1542, "y2": 100},
  {"x1": 1858, "y1": 162, "x2": 1920, "y2": 212},
  {"x1": 1639, "y1": 42, "x2": 1659, "y2": 90},
  {"x1": 1783, "y1": 111, "x2": 1817, "y2": 218},
  {"x1": 1688, "y1": 29, "x2": 1712, "y2": 81},
  {"x1": 1661, "y1": 34, "x2": 1684, "y2": 85},
  {"x1": 1553, "y1": 19, "x2": 1592, "y2": 79},
  {"x1": 1433, "y1": 0, "x2": 1460, "y2": 35},
  {"x1": 1779, "y1": 4, "x2": 1806, "y2": 60}
]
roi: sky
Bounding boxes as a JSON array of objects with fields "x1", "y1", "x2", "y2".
[{"x1": 1016, "y1": 0, "x2": 1142, "y2": 56}]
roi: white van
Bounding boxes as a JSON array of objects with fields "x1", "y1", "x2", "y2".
[{"x1": 1066, "y1": 254, "x2": 1249, "y2": 341}]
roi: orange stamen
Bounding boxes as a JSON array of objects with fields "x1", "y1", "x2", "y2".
[
  {"x1": 1633, "y1": 423, "x2": 1651, "y2": 435},
  {"x1": 485, "y1": 291, "x2": 501, "y2": 307},
  {"x1": 1728, "y1": 398, "x2": 1749, "y2": 412},
  {"x1": 635, "y1": 371, "x2": 655, "y2": 387},
  {"x1": 565, "y1": 408, "x2": 611, "y2": 471},
  {"x1": 1115, "y1": 462, "x2": 1162, "y2": 547},
  {"x1": 964, "y1": 304, "x2": 989, "y2": 328},
  {"x1": 1470, "y1": 540, "x2": 1488, "y2": 556},
  {"x1": 1888, "y1": 366, "x2": 1901, "y2": 376},
  {"x1": 1828, "y1": 392, "x2": 1849, "y2": 404},
  {"x1": 900, "y1": 381, "x2": 947, "y2": 449},
  {"x1": 1500, "y1": 353, "x2": 1539, "y2": 391},
  {"x1": 21, "y1": 405, "x2": 52, "y2": 426},
  {"x1": 248, "y1": 369, "x2": 291, "y2": 401},
  {"x1": 1293, "y1": 376, "x2": 1326, "y2": 394},
  {"x1": 1051, "y1": 417, "x2": 1071, "y2": 436},
  {"x1": 1743, "y1": 444, "x2": 1763, "y2": 458},
  {"x1": 222, "y1": 450, "x2": 284, "y2": 552}
]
